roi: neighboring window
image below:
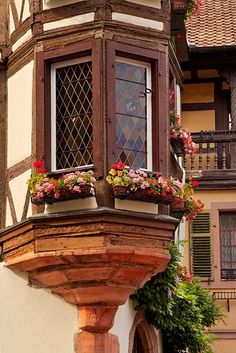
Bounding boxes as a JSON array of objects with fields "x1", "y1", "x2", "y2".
[
  {"x1": 115, "y1": 58, "x2": 152, "y2": 170},
  {"x1": 51, "y1": 57, "x2": 93, "y2": 171},
  {"x1": 220, "y1": 212, "x2": 236, "y2": 280}
]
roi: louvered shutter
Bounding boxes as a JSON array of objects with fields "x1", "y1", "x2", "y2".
[{"x1": 190, "y1": 212, "x2": 212, "y2": 281}]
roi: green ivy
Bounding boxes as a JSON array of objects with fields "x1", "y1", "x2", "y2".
[{"x1": 130, "y1": 242, "x2": 222, "y2": 353}]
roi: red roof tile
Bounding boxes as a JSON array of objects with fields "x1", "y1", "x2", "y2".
[{"x1": 186, "y1": 0, "x2": 236, "y2": 48}]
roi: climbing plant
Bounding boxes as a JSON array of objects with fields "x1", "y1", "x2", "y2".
[{"x1": 130, "y1": 242, "x2": 222, "y2": 353}]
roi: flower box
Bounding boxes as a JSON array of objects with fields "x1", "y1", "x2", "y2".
[
  {"x1": 112, "y1": 186, "x2": 173, "y2": 205},
  {"x1": 28, "y1": 161, "x2": 96, "y2": 205},
  {"x1": 171, "y1": 137, "x2": 185, "y2": 157},
  {"x1": 31, "y1": 185, "x2": 94, "y2": 205},
  {"x1": 170, "y1": 207, "x2": 186, "y2": 220}
]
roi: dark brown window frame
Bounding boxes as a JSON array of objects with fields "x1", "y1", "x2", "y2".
[
  {"x1": 106, "y1": 40, "x2": 169, "y2": 175},
  {"x1": 35, "y1": 39, "x2": 103, "y2": 176}
]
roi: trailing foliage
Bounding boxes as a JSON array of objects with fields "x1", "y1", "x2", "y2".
[{"x1": 130, "y1": 242, "x2": 222, "y2": 353}]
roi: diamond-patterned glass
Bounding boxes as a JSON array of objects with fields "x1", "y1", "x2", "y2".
[
  {"x1": 220, "y1": 213, "x2": 236, "y2": 279},
  {"x1": 55, "y1": 61, "x2": 93, "y2": 169},
  {"x1": 115, "y1": 61, "x2": 148, "y2": 169}
]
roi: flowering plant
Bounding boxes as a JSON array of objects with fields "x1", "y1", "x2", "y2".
[
  {"x1": 131, "y1": 241, "x2": 222, "y2": 353},
  {"x1": 186, "y1": 0, "x2": 203, "y2": 17},
  {"x1": 170, "y1": 110, "x2": 196, "y2": 155},
  {"x1": 107, "y1": 163, "x2": 204, "y2": 220},
  {"x1": 106, "y1": 162, "x2": 185, "y2": 201},
  {"x1": 172, "y1": 178, "x2": 204, "y2": 221},
  {"x1": 27, "y1": 160, "x2": 96, "y2": 203}
]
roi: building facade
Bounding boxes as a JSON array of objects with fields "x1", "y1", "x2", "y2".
[
  {"x1": 182, "y1": 1, "x2": 236, "y2": 352},
  {"x1": 0, "y1": 1, "x2": 183, "y2": 353}
]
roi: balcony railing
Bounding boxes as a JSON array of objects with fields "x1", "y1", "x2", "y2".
[{"x1": 184, "y1": 130, "x2": 236, "y2": 188}]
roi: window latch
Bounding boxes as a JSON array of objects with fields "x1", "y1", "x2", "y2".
[{"x1": 139, "y1": 88, "x2": 152, "y2": 98}]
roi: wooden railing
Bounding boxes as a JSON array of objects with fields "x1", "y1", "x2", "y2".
[{"x1": 184, "y1": 130, "x2": 236, "y2": 172}]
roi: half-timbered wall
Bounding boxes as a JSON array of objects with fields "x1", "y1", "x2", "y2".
[{"x1": 0, "y1": 1, "x2": 173, "y2": 353}]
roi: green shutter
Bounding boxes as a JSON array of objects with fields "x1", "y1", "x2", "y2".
[{"x1": 190, "y1": 212, "x2": 212, "y2": 281}]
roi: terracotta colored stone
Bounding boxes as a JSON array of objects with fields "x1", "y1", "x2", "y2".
[
  {"x1": 78, "y1": 306, "x2": 118, "y2": 332},
  {"x1": 74, "y1": 331, "x2": 119, "y2": 353},
  {"x1": 0, "y1": 209, "x2": 178, "y2": 353}
]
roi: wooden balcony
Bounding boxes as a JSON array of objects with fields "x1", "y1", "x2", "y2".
[{"x1": 184, "y1": 130, "x2": 236, "y2": 189}]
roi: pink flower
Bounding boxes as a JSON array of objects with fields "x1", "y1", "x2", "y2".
[
  {"x1": 77, "y1": 179, "x2": 87, "y2": 185},
  {"x1": 73, "y1": 186, "x2": 81, "y2": 193},
  {"x1": 36, "y1": 191, "x2": 44, "y2": 199},
  {"x1": 54, "y1": 191, "x2": 61, "y2": 199}
]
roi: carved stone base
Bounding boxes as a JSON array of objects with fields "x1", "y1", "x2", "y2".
[
  {"x1": 0, "y1": 207, "x2": 178, "y2": 353},
  {"x1": 74, "y1": 331, "x2": 119, "y2": 353}
]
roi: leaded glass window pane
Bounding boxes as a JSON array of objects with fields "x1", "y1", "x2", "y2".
[
  {"x1": 54, "y1": 60, "x2": 93, "y2": 170},
  {"x1": 115, "y1": 60, "x2": 151, "y2": 169},
  {"x1": 220, "y1": 213, "x2": 236, "y2": 280}
]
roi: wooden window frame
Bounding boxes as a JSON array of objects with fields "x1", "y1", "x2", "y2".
[
  {"x1": 115, "y1": 56, "x2": 153, "y2": 170},
  {"x1": 35, "y1": 39, "x2": 103, "y2": 176},
  {"x1": 50, "y1": 56, "x2": 93, "y2": 171},
  {"x1": 206, "y1": 202, "x2": 236, "y2": 289},
  {"x1": 106, "y1": 40, "x2": 169, "y2": 175},
  {"x1": 219, "y1": 211, "x2": 236, "y2": 281},
  {"x1": 35, "y1": 39, "x2": 169, "y2": 178}
]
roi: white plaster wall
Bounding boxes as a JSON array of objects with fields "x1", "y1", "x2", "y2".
[
  {"x1": 9, "y1": 0, "x2": 30, "y2": 34},
  {"x1": 111, "y1": 300, "x2": 136, "y2": 353},
  {"x1": 0, "y1": 264, "x2": 77, "y2": 353},
  {"x1": 128, "y1": 0, "x2": 161, "y2": 9},
  {"x1": 9, "y1": 169, "x2": 31, "y2": 224},
  {"x1": 43, "y1": 13, "x2": 95, "y2": 31},
  {"x1": 22, "y1": 0, "x2": 30, "y2": 22},
  {"x1": 5, "y1": 200, "x2": 12, "y2": 228},
  {"x1": 44, "y1": 0, "x2": 84, "y2": 10},
  {"x1": 176, "y1": 84, "x2": 181, "y2": 116},
  {"x1": 9, "y1": 9, "x2": 15, "y2": 35},
  {"x1": 8, "y1": 61, "x2": 33, "y2": 168},
  {"x1": 112, "y1": 13, "x2": 163, "y2": 31},
  {"x1": 12, "y1": 29, "x2": 32, "y2": 52}
]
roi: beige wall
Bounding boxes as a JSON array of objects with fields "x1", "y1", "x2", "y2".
[
  {"x1": 182, "y1": 110, "x2": 215, "y2": 132},
  {"x1": 0, "y1": 265, "x2": 148, "y2": 353},
  {"x1": 7, "y1": 61, "x2": 33, "y2": 168},
  {"x1": 0, "y1": 265, "x2": 77, "y2": 353},
  {"x1": 213, "y1": 338, "x2": 236, "y2": 353},
  {"x1": 182, "y1": 83, "x2": 214, "y2": 104}
]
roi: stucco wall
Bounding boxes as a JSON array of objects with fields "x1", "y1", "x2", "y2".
[
  {"x1": 0, "y1": 265, "x2": 77, "y2": 353},
  {"x1": 7, "y1": 61, "x2": 33, "y2": 168},
  {"x1": 0, "y1": 264, "x2": 156, "y2": 353}
]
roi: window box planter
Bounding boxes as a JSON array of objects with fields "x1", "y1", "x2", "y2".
[
  {"x1": 31, "y1": 185, "x2": 94, "y2": 205},
  {"x1": 112, "y1": 186, "x2": 173, "y2": 205},
  {"x1": 171, "y1": 137, "x2": 185, "y2": 157},
  {"x1": 170, "y1": 206, "x2": 186, "y2": 220}
]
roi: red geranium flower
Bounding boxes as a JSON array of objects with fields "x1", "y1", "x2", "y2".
[
  {"x1": 37, "y1": 167, "x2": 46, "y2": 174},
  {"x1": 112, "y1": 162, "x2": 125, "y2": 170},
  {"x1": 191, "y1": 180, "x2": 199, "y2": 187},
  {"x1": 33, "y1": 160, "x2": 43, "y2": 168}
]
